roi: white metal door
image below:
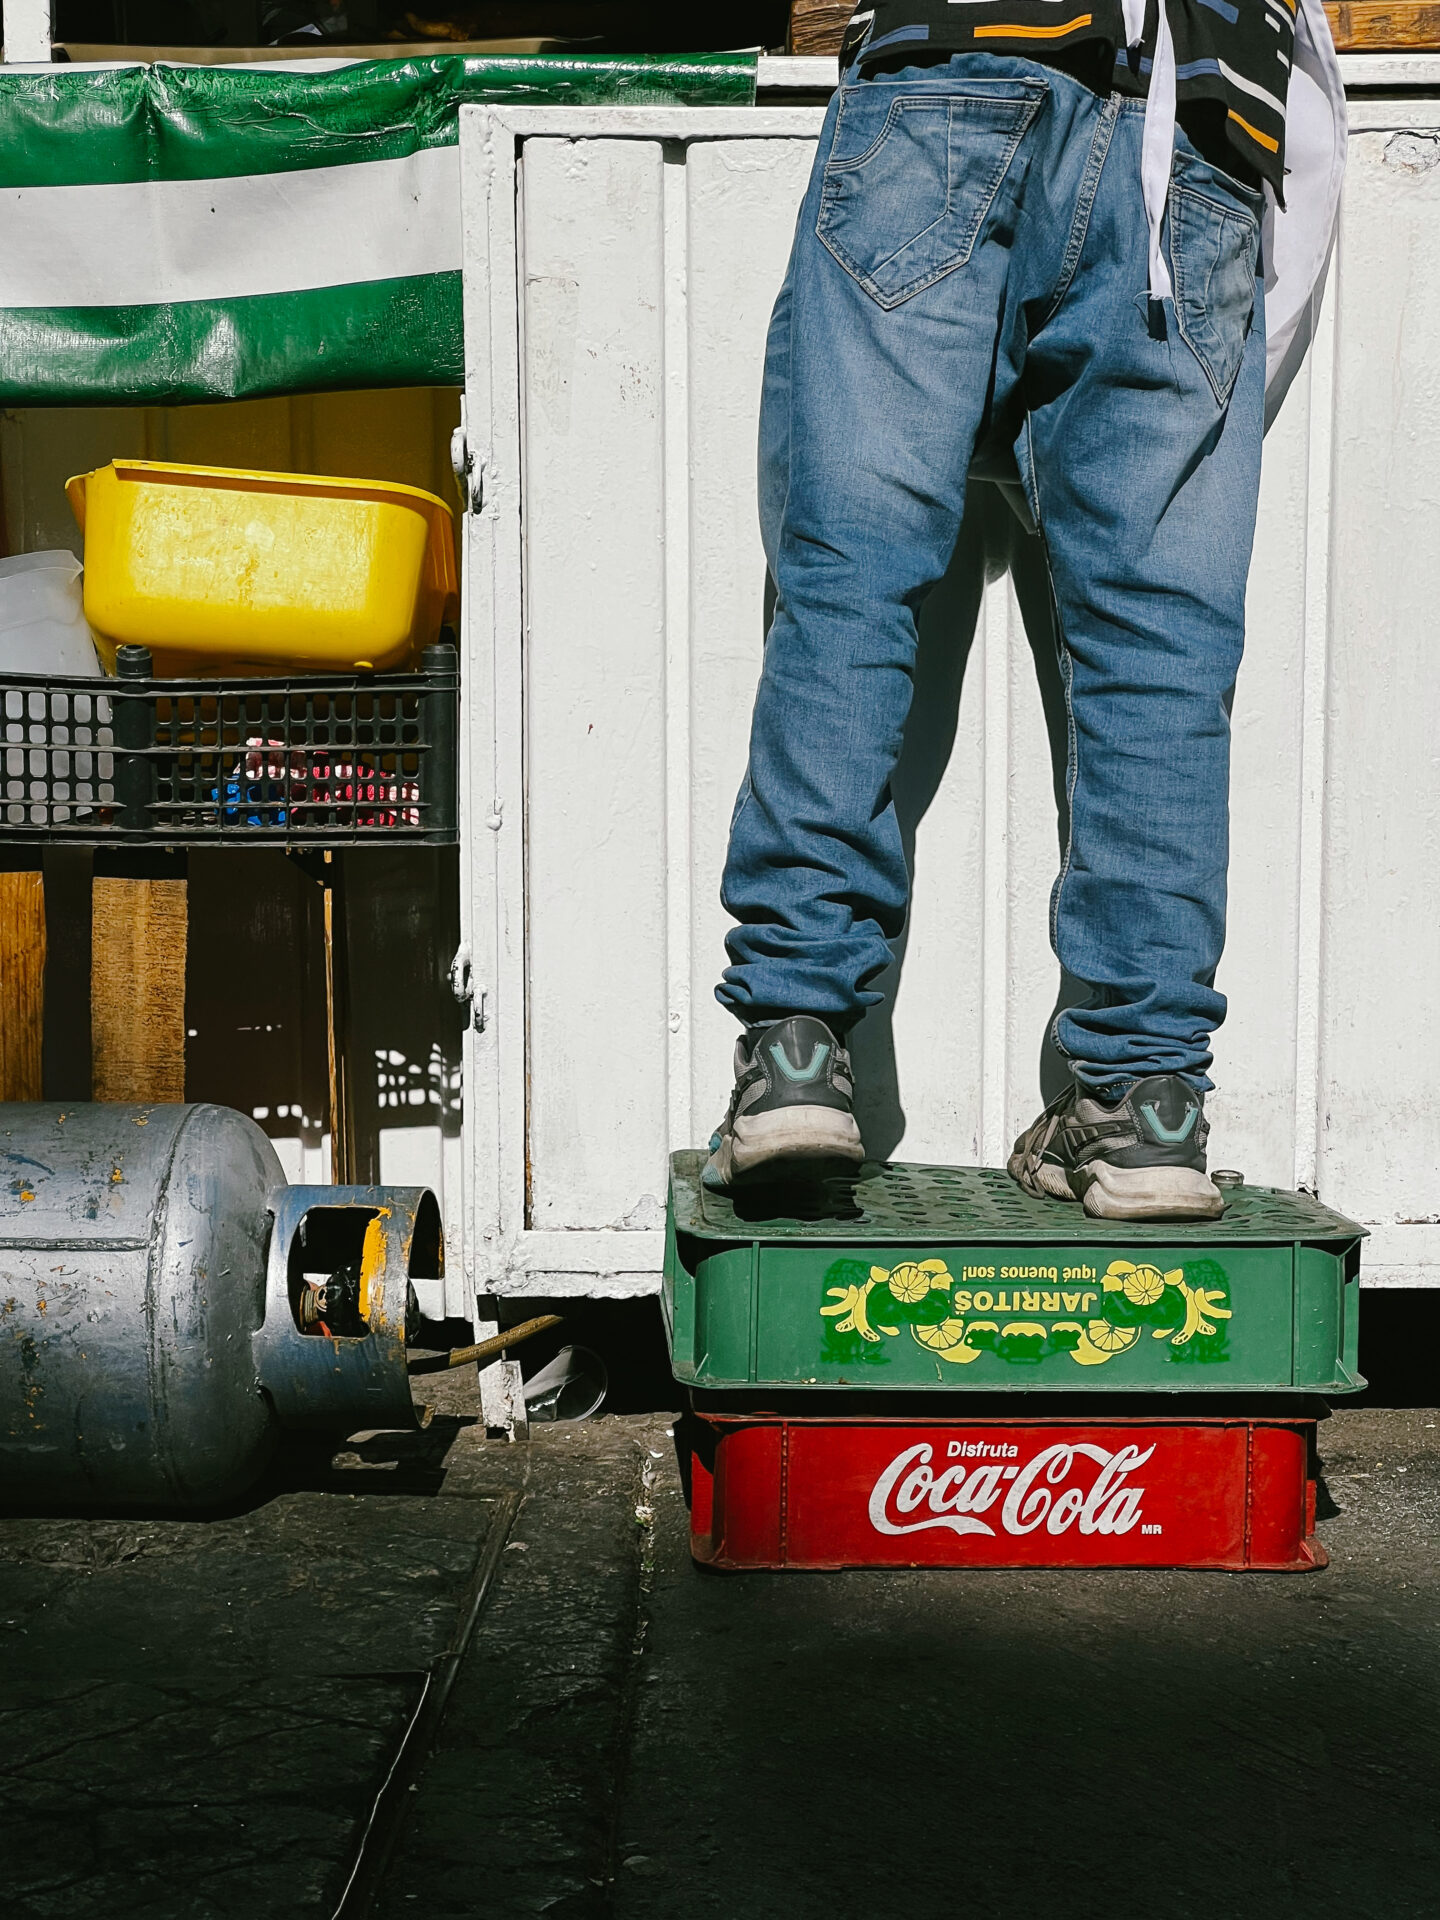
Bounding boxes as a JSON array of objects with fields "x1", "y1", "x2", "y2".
[{"x1": 458, "y1": 97, "x2": 1440, "y2": 1306}]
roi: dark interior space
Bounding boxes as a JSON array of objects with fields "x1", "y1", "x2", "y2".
[
  {"x1": 500, "y1": 1295, "x2": 680, "y2": 1415},
  {"x1": 52, "y1": 0, "x2": 791, "y2": 52},
  {"x1": 1354, "y1": 1286, "x2": 1440, "y2": 1406}
]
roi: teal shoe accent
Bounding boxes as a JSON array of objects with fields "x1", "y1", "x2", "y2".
[
  {"x1": 1141, "y1": 1101, "x2": 1198, "y2": 1144},
  {"x1": 768, "y1": 1039, "x2": 830, "y2": 1085}
]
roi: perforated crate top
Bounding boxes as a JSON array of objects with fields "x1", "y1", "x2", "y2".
[{"x1": 670, "y1": 1150, "x2": 1363, "y2": 1246}]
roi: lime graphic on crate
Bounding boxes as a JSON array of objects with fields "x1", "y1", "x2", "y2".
[
  {"x1": 661, "y1": 1152, "x2": 1364, "y2": 1395},
  {"x1": 819, "y1": 1255, "x2": 1231, "y2": 1371}
]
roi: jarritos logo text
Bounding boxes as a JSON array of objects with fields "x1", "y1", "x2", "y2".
[
  {"x1": 868, "y1": 1437, "x2": 1155, "y2": 1541},
  {"x1": 820, "y1": 1255, "x2": 1233, "y2": 1373}
]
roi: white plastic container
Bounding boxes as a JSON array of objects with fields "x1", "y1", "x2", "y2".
[{"x1": 0, "y1": 551, "x2": 101, "y2": 677}]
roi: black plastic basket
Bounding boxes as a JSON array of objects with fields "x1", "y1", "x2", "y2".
[{"x1": 0, "y1": 643, "x2": 458, "y2": 847}]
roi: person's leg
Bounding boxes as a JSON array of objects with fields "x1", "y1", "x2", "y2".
[
  {"x1": 1010, "y1": 110, "x2": 1265, "y2": 1218},
  {"x1": 707, "y1": 58, "x2": 1118, "y2": 1185},
  {"x1": 718, "y1": 57, "x2": 1071, "y2": 1034}
]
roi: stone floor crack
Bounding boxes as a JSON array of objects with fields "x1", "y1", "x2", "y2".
[{"x1": 599, "y1": 1442, "x2": 659, "y2": 1911}]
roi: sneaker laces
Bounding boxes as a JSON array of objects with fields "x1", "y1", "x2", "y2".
[{"x1": 1019, "y1": 1084, "x2": 1073, "y2": 1170}]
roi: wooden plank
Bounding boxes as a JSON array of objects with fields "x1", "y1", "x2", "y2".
[
  {"x1": 91, "y1": 871, "x2": 188, "y2": 1103},
  {"x1": 0, "y1": 866, "x2": 45, "y2": 1102},
  {"x1": 789, "y1": 0, "x2": 849, "y2": 56},
  {"x1": 1326, "y1": 4, "x2": 1440, "y2": 49}
]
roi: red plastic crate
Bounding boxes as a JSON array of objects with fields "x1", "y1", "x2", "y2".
[{"x1": 685, "y1": 1414, "x2": 1326, "y2": 1572}]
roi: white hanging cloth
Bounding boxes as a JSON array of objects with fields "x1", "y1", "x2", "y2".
[
  {"x1": 1262, "y1": 0, "x2": 1348, "y2": 420},
  {"x1": 1121, "y1": 0, "x2": 1346, "y2": 416},
  {"x1": 1127, "y1": 0, "x2": 1179, "y2": 305}
]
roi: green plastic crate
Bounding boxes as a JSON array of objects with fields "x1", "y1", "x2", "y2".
[{"x1": 663, "y1": 1152, "x2": 1365, "y2": 1395}]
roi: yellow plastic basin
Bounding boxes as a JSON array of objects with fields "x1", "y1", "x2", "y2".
[{"x1": 66, "y1": 459, "x2": 459, "y2": 676}]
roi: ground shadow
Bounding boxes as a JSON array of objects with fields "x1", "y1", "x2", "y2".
[
  {"x1": 616, "y1": 1553, "x2": 1440, "y2": 1920},
  {"x1": 264, "y1": 1415, "x2": 477, "y2": 1500}
]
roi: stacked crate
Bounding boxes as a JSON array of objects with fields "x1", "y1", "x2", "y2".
[{"x1": 662, "y1": 1154, "x2": 1364, "y2": 1571}]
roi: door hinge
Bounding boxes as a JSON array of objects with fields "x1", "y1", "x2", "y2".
[
  {"x1": 448, "y1": 947, "x2": 489, "y2": 1033},
  {"x1": 450, "y1": 415, "x2": 484, "y2": 515}
]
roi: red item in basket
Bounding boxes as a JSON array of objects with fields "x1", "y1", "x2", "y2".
[
  {"x1": 685, "y1": 1414, "x2": 1326, "y2": 1573},
  {"x1": 240, "y1": 737, "x2": 419, "y2": 828}
]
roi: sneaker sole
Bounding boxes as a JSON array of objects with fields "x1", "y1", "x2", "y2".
[
  {"x1": 1079, "y1": 1163, "x2": 1224, "y2": 1222},
  {"x1": 714, "y1": 1106, "x2": 865, "y2": 1186}
]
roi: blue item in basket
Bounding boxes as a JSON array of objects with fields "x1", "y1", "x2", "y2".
[{"x1": 215, "y1": 776, "x2": 287, "y2": 828}]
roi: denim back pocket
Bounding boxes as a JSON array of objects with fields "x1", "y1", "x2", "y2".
[
  {"x1": 1168, "y1": 183, "x2": 1261, "y2": 408},
  {"x1": 816, "y1": 84, "x2": 1046, "y2": 310}
]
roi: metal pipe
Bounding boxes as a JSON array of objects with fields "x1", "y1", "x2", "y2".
[{"x1": 407, "y1": 1313, "x2": 564, "y2": 1375}]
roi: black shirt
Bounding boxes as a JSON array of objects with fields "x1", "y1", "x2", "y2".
[{"x1": 842, "y1": 0, "x2": 1295, "y2": 195}]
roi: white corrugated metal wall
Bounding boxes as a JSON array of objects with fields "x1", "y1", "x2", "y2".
[{"x1": 458, "y1": 86, "x2": 1440, "y2": 1307}]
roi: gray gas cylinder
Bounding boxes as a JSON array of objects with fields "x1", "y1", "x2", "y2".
[{"x1": 0, "y1": 1104, "x2": 440, "y2": 1510}]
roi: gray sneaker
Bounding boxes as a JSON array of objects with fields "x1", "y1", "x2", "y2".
[
  {"x1": 1008, "y1": 1073, "x2": 1224, "y2": 1221},
  {"x1": 703, "y1": 1015, "x2": 865, "y2": 1189}
]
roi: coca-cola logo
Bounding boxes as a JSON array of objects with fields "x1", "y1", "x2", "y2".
[{"x1": 867, "y1": 1439, "x2": 1155, "y2": 1540}]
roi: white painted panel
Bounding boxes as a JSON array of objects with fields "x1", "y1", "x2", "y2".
[
  {"x1": 2, "y1": 0, "x2": 53, "y2": 64},
  {"x1": 684, "y1": 138, "x2": 816, "y2": 1145},
  {"x1": 462, "y1": 100, "x2": 1440, "y2": 1298},
  {"x1": 1319, "y1": 120, "x2": 1440, "y2": 1222},
  {"x1": 1207, "y1": 336, "x2": 1315, "y2": 1188},
  {"x1": 520, "y1": 137, "x2": 670, "y2": 1233}
]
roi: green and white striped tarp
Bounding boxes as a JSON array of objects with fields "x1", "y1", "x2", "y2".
[{"x1": 0, "y1": 53, "x2": 756, "y2": 406}]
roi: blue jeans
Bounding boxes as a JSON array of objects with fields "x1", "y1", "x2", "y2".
[{"x1": 718, "y1": 55, "x2": 1266, "y2": 1095}]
